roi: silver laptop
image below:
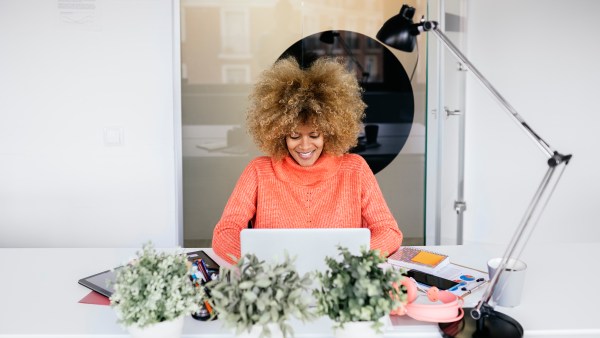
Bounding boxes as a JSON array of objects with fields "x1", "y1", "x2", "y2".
[{"x1": 240, "y1": 228, "x2": 370, "y2": 277}]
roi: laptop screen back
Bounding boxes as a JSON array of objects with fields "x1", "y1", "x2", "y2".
[{"x1": 240, "y1": 228, "x2": 370, "y2": 276}]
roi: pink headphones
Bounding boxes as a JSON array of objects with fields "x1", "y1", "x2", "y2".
[{"x1": 390, "y1": 277, "x2": 464, "y2": 323}]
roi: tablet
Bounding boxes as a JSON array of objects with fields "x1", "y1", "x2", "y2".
[
  {"x1": 78, "y1": 250, "x2": 219, "y2": 298},
  {"x1": 78, "y1": 268, "x2": 120, "y2": 298}
]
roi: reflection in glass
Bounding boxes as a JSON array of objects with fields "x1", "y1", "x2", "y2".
[{"x1": 180, "y1": 0, "x2": 427, "y2": 248}]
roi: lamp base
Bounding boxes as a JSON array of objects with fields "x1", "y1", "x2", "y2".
[{"x1": 438, "y1": 307, "x2": 523, "y2": 338}]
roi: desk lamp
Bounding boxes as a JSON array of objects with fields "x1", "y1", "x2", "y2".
[{"x1": 377, "y1": 5, "x2": 572, "y2": 338}]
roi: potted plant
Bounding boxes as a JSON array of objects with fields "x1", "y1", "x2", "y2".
[
  {"x1": 313, "y1": 246, "x2": 407, "y2": 338},
  {"x1": 110, "y1": 242, "x2": 202, "y2": 338},
  {"x1": 205, "y1": 253, "x2": 315, "y2": 338}
]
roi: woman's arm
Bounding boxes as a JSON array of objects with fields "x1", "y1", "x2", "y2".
[
  {"x1": 358, "y1": 158, "x2": 403, "y2": 256},
  {"x1": 211, "y1": 161, "x2": 258, "y2": 264}
]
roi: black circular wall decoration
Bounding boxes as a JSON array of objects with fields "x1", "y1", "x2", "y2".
[{"x1": 278, "y1": 30, "x2": 414, "y2": 174}]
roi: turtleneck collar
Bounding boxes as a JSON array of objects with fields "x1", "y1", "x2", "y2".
[{"x1": 272, "y1": 153, "x2": 343, "y2": 186}]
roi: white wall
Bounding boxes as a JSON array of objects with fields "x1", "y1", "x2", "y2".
[
  {"x1": 463, "y1": 0, "x2": 600, "y2": 246},
  {"x1": 0, "y1": 0, "x2": 181, "y2": 247}
]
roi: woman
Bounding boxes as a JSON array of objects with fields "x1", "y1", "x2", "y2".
[{"x1": 212, "y1": 57, "x2": 402, "y2": 263}]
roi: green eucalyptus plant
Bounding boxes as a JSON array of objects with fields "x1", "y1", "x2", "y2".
[
  {"x1": 110, "y1": 242, "x2": 202, "y2": 328},
  {"x1": 205, "y1": 253, "x2": 315, "y2": 338},
  {"x1": 313, "y1": 246, "x2": 407, "y2": 332}
]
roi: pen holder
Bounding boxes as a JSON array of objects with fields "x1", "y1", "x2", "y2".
[
  {"x1": 487, "y1": 257, "x2": 527, "y2": 308},
  {"x1": 190, "y1": 259, "x2": 218, "y2": 321},
  {"x1": 191, "y1": 284, "x2": 218, "y2": 321}
]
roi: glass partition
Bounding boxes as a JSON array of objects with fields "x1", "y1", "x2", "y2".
[
  {"x1": 180, "y1": 0, "x2": 428, "y2": 248},
  {"x1": 424, "y1": 0, "x2": 468, "y2": 245}
]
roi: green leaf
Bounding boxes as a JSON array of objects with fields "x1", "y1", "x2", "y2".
[
  {"x1": 243, "y1": 291, "x2": 257, "y2": 302},
  {"x1": 238, "y1": 281, "x2": 254, "y2": 289},
  {"x1": 255, "y1": 277, "x2": 271, "y2": 288}
]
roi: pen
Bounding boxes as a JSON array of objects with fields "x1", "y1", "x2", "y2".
[
  {"x1": 204, "y1": 300, "x2": 214, "y2": 316},
  {"x1": 409, "y1": 277, "x2": 428, "y2": 293},
  {"x1": 200, "y1": 259, "x2": 212, "y2": 282},
  {"x1": 197, "y1": 259, "x2": 211, "y2": 282},
  {"x1": 460, "y1": 281, "x2": 486, "y2": 296}
]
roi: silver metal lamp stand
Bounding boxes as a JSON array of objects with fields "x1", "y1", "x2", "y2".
[
  {"x1": 423, "y1": 20, "x2": 572, "y2": 338},
  {"x1": 377, "y1": 6, "x2": 572, "y2": 337}
]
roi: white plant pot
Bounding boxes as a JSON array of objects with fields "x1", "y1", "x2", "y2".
[
  {"x1": 334, "y1": 321, "x2": 383, "y2": 338},
  {"x1": 127, "y1": 316, "x2": 185, "y2": 338},
  {"x1": 235, "y1": 323, "x2": 283, "y2": 338}
]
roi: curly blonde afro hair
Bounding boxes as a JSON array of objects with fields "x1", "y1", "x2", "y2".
[{"x1": 246, "y1": 56, "x2": 366, "y2": 159}]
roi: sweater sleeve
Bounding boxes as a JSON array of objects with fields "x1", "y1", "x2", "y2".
[
  {"x1": 211, "y1": 160, "x2": 259, "y2": 264},
  {"x1": 358, "y1": 158, "x2": 403, "y2": 256}
]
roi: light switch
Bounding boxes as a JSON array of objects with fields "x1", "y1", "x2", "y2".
[{"x1": 103, "y1": 127, "x2": 124, "y2": 146}]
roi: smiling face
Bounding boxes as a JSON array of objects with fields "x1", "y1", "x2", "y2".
[{"x1": 285, "y1": 124, "x2": 324, "y2": 167}]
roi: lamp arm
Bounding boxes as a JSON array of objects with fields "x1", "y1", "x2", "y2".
[
  {"x1": 423, "y1": 23, "x2": 558, "y2": 160},
  {"x1": 472, "y1": 164, "x2": 565, "y2": 319},
  {"x1": 418, "y1": 22, "x2": 573, "y2": 319}
]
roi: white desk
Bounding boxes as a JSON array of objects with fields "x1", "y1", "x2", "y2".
[{"x1": 0, "y1": 243, "x2": 598, "y2": 337}]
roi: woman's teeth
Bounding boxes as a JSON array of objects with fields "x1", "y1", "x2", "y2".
[{"x1": 298, "y1": 151, "x2": 313, "y2": 159}]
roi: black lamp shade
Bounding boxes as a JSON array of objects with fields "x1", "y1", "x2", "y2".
[{"x1": 376, "y1": 5, "x2": 419, "y2": 52}]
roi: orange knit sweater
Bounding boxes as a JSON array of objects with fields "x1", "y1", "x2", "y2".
[{"x1": 212, "y1": 153, "x2": 403, "y2": 263}]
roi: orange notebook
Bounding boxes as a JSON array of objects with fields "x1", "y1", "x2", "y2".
[{"x1": 387, "y1": 247, "x2": 449, "y2": 273}]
